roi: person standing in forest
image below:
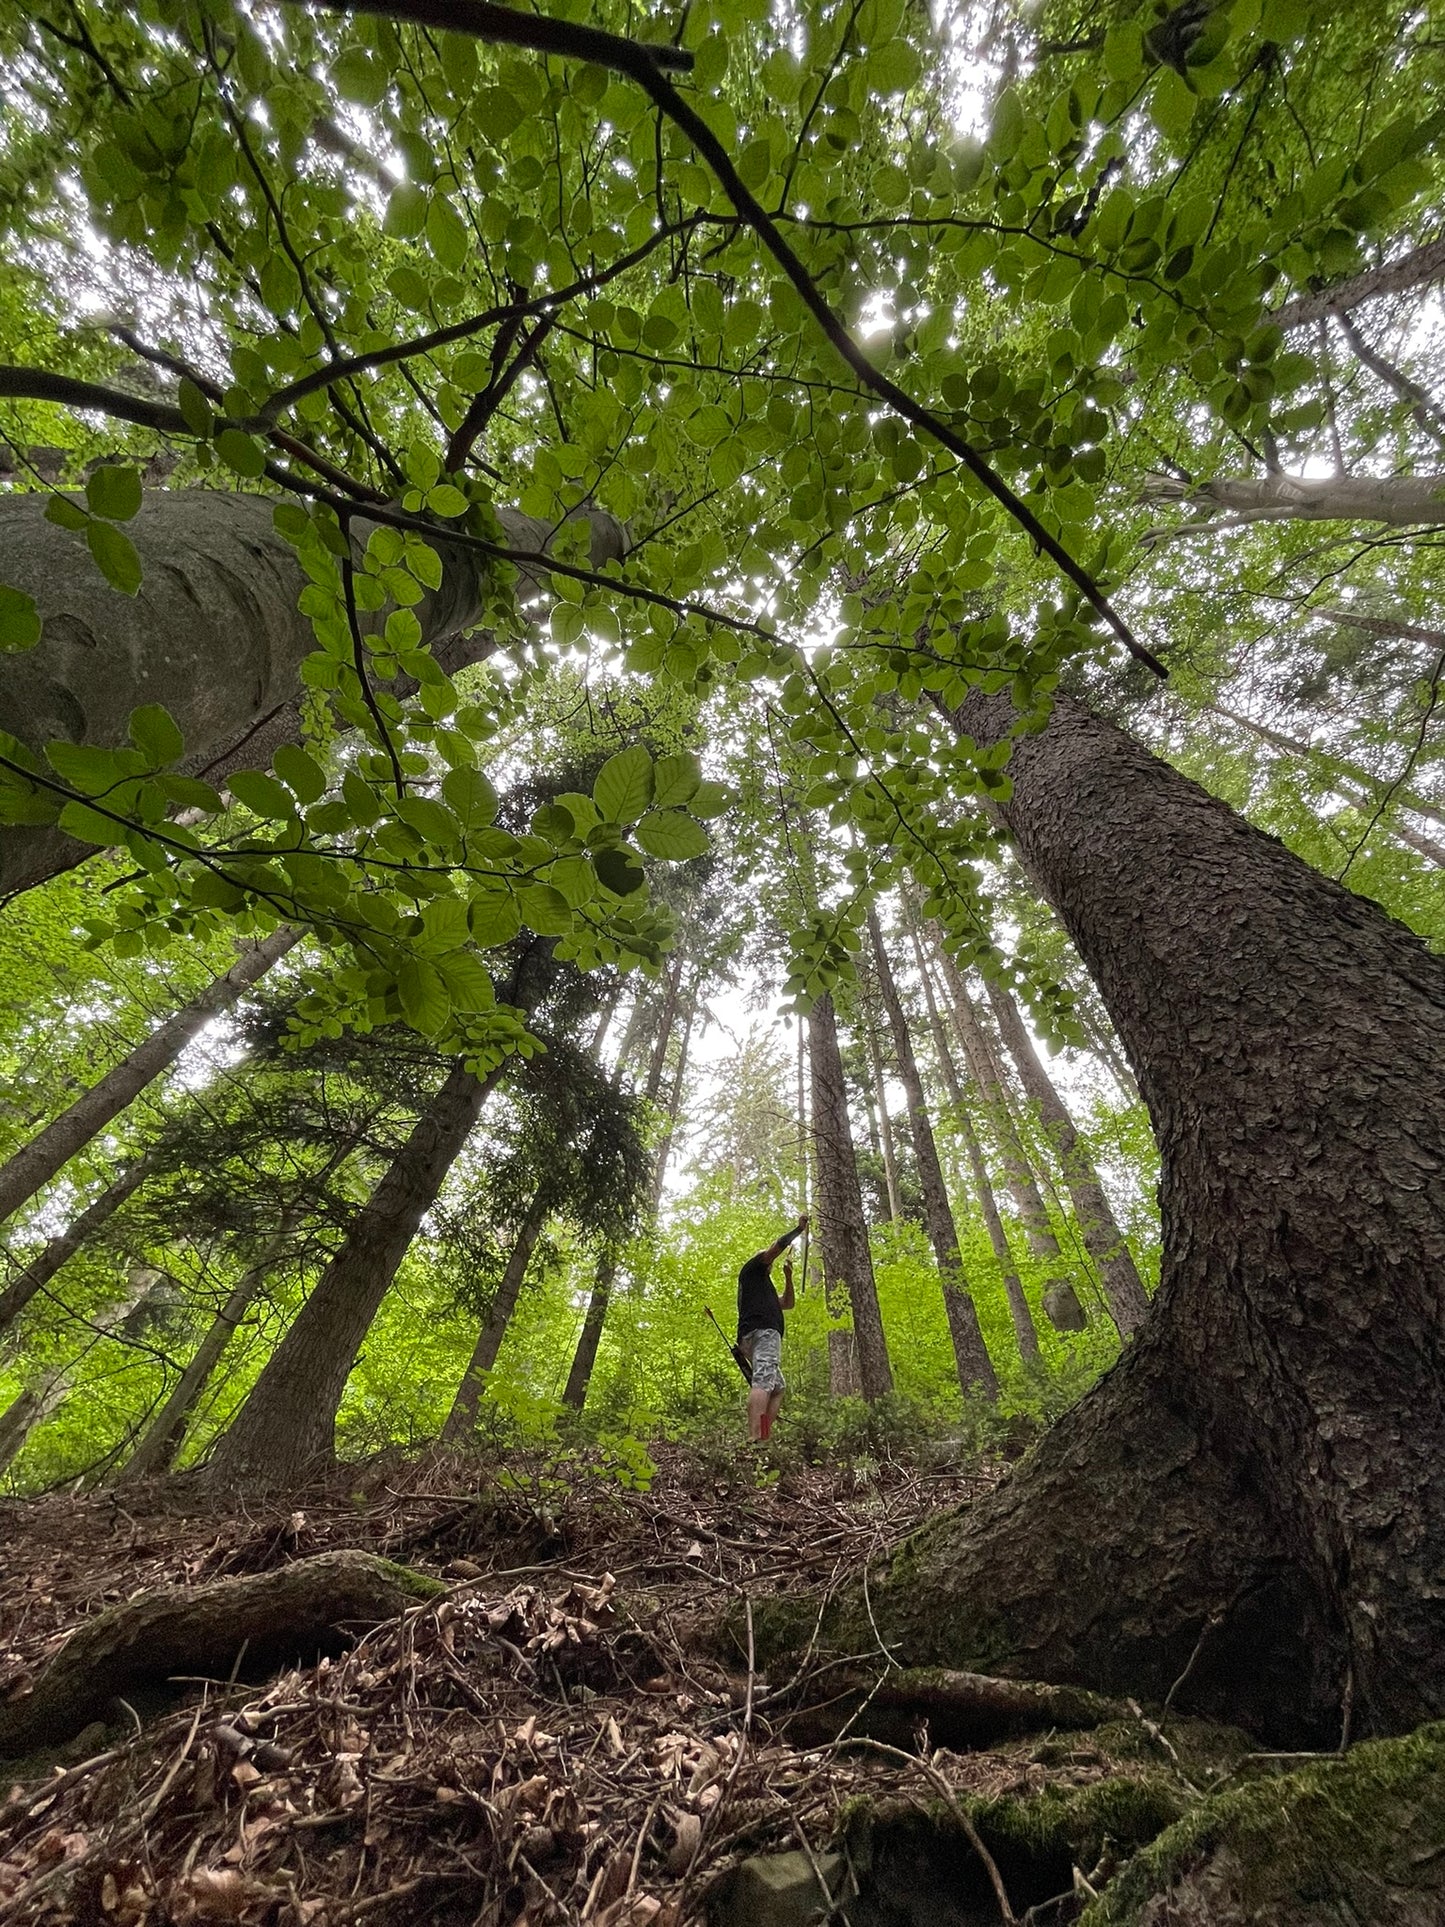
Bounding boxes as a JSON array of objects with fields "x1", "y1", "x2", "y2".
[{"x1": 737, "y1": 1215, "x2": 807, "y2": 1441}]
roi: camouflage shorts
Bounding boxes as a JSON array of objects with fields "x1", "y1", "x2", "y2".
[{"x1": 742, "y1": 1328, "x2": 785, "y2": 1394}]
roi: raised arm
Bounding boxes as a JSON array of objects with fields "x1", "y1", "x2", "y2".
[{"x1": 759, "y1": 1213, "x2": 809, "y2": 1268}]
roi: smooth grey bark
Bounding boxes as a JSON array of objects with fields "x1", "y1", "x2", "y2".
[
  {"x1": 984, "y1": 979, "x2": 1151, "y2": 1337},
  {"x1": 1332, "y1": 306, "x2": 1445, "y2": 451},
  {"x1": 0, "y1": 488, "x2": 626, "y2": 894},
  {"x1": 907, "y1": 926, "x2": 1042, "y2": 1368},
  {"x1": 562, "y1": 1252, "x2": 617, "y2": 1412},
  {"x1": 868, "y1": 911, "x2": 998, "y2": 1399},
  {"x1": 0, "y1": 1152, "x2": 153, "y2": 1338},
  {"x1": 1273, "y1": 237, "x2": 1445, "y2": 331},
  {"x1": 861, "y1": 994, "x2": 905, "y2": 1223},
  {"x1": 114, "y1": 1220, "x2": 302, "y2": 1485},
  {"x1": 860, "y1": 690, "x2": 1445, "y2": 1745},
  {"x1": 1148, "y1": 471, "x2": 1445, "y2": 531},
  {"x1": 808, "y1": 991, "x2": 893, "y2": 1400},
  {"x1": 206, "y1": 1055, "x2": 505, "y2": 1487},
  {"x1": 0, "y1": 927, "x2": 298, "y2": 1229},
  {"x1": 647, "y1": 982, "x2": 696, "y2": 1214},
  {"x1": 441, "y1": 1194, "x2": 548, "y2": 1442}
]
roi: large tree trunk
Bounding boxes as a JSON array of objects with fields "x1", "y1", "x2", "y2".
[
  {"x1": 562, "y1": 1252, "x2": 617, "y2": 1412},
  {"x1": 206, "y1": 1057, "x2": 503, "y2": 1487},
  {"x1": 868, "y1": 912, "x2": 999, "y2": 1399},
  {"x1": 441, "y1": 1195, "x2": 548, "y2": 1442},
  {"x1": 0, "y1": 928, "x2": 297, "y2": 1228},
  {"x1": 857, "y1": 692, "x2": 1445, "y2": 1747},
  {"x1": 906, "y1": 930, "x2": 1043, "y2": 1366},
  {"x1": 808, "y1": 992, "x2": 893, "y2": 1399},
  {"x1": 0, "y1": 1152, "x2": 152, "y2": 1338},
  {"x1": 983, "y1": 978, "x2": 1151, "y2": 1336},
  {"x1": 0, "y1": 490, "x2": 627, "y2": 894},
  {"x1": 1149, "y1": 470, "x2": 1445, "y2": 530},
  {"x1": 1273, "y1": 236, "x2": 1445, "y2": 330}
]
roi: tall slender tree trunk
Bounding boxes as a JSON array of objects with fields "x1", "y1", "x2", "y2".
[
  {"x1": 114, "y1": 1220, "x2": 303, "y2": 1485},
  {"x1": 0, "y1": 928, "x2": 298, "y2": 1229},
  {"x1": 984, "y1": 979, "x2": 1151, "y2": 1336},
  {"x1": 861, "y1": 999, "x2": 905, "y2": 1223},
  {"x1": 808, "y1": 992, "x2": 892, "y2": 1399},
  {"x1": 907, "y1": 928, "x2": 1043, "y2": 1368},
  {"x1": 442, "y1": 1195, "x2": 549, "y2": 1442},
  {"x1": 869, "y1": 912, "x2": 998, "y2": 1398},
  {"x1": 562, "y1": 1252, "x2": 617, "y2": 1412},
  {"x1": 857, "y1": 691, "x2": 1445, "y2": 1745},
  {"x1": 647, "y1": 984, "x2": 696, "y2": 1214},
  {"x1": 0, "y1": 1153, "x2": 153, "y2": 1338},
  {"x1": 206, "y1": 1056, "x2": 504, "y2": 1487}
]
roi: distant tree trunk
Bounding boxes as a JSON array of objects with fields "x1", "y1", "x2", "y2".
[
  {"x1": 0, "y1": 928, "x2": 298, "y2": 1229},
  {"x1": 647, "y1": 983, "x2": 696, "y2": 1213},
  {"x1": 562, "y1": 1251, "x2": 617, "y2": 1411},
  {"x1": 868, "y1": 912, "x2": 998, "y2": 1399},
  {"x1": 643, "y1": 953, "x2": 684, "y2": 1101},
  {"x1": 0, "y1": 1153, "x2": 153, "y2": 1339},
  {"x1": 858, "y1": 690, "x2": 1445, "y2": 1746},
  {"x1": 114, "y1": 1219, "x2": 304, "y2": 1485},
  {"x1": 937, "y1": 947, "x2": 1077, "y2": 1301},
  {"x1": 1272, "y1": 236, "x2": 1445, "y2": 330},
  {"x1": 207, "y1": 1057, "x2": 504, "y2": 1487},
  {"x1": 0, "y1": 1266, "x2": 161, "y2": 1478},
  {"x1": 808, "y1": 992, "x2": 892, "y2": 1399},
  {"x1": 442, "y1": 1194, "x2": 549, "y2": 1442},
  {"x1": 861, "y1": 1000, "x2": 905, "y2": 1223},
  {"x1": 984, "y1": 980, "x2": 1151, "y2": 1337},
  {"x1": 907, "y1": 928, "x2": 1043, "y2": 1368},
  {"x1": 1149, "y1": 470, "x2": 1445, "y2": 530}
]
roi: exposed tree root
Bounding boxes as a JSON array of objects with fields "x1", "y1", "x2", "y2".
[
  {"x1": 0, "y1": 1550, "x2": 444, "y2": 1757},
  {"x1": 787, "y1": 1667, "x2": 1131, "y2": 1750}
]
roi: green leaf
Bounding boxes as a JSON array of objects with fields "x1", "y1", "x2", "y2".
[
  {"x1": 518, "y1": 883, "x2": 575, "y2": 935},
  {"x1": 384, "y1": 183, "x2": 428, "y2": 238},
  {"x1": 651, "y1": 751, "x2": 701, "y2": 808},
  {"x1": 548, "y1": 854, "x2": 596, "y2": 906},
  {"x1": 85, "y1": 464, "x2": 143, "y2": 522},
  {"x1": 178, "y1": 378, "x2": 214, "y2": 436},
  {"x1": 442, "y1": 766, "x2": 498, "y2": 825},
  {"x1": 228, "y1": 769, "x2": 297, "y2": 820},
  {"x1": 594, "y1": 744, "x2": 654, "y2": 823},
  {"x1": 156, "y1": 774, "x2": 223, "y2": 812},
  {"x1": 438, "y1": 950, "x2": 494, "y2": 1008},
  {"x1": 86, "y1": 520, "x2": 143, "y2": 595},
  {"x1": 0, "y1": 586, "x2": 41, "y2": 652},
  {"x1": 427, "y1": 482, "x2": 470, "y2": 517},
  {"x1": 690, "y1": 779, "x2": 731, "y2": 819},
  {"x1": 593, "y1": 847, "x2": 646, "y2": 896},
  {"x1": 57, "y1": 799, "x2": 120, "y2": 846},
  {"x1": 398, "y1": 957, "x2": 451, "y2": 1035},
  {"x1": 469, "y1": 890, "x2": 521, "y2": 944},
  {"x1": 396, "y1": 794, "x2": 457, "y2": 844},
  {"x1": 128, "y1": 704, "x2": 184, "y2": 766},
  {"x1": 273, "y1": 742, "x2": 327, "y2": 803},
  {"x1": 635, "y1": 808, "x2": 709, "y2": 860},
  {"x1": 216, "y1": 428, "x2": 267, "y2": 480},
  {"x1": 44, "y1": 496, "x2": 88, "y2": 533},
  {"x1": 342, "y1": 769, "x2": 381, "y2": 826}
]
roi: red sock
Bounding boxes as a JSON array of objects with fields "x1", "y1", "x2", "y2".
[{"x1": 759, "y1": 1412, "x2": 773, "y2": 1441}]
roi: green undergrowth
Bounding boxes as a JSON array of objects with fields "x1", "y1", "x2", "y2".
[{"x1": 1083, "y1": 1722, "x2": 1445, "y2": 1925}]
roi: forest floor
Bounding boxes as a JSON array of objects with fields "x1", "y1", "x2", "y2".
[{"x1": 0, "y1": 1441, "x2": 1434, "y2": 1927}]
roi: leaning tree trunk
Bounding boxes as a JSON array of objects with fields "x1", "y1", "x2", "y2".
[
  {"x1": 868, "y1": 912, "x2": 998, "y2": 1399},
  {"x1": 907, "y1": 931, "x2": 1043, "y2": 1366},
  {"x1": 0, "y1": 489, "x2": 626, "y2": 894},
  {"x1": 850, "y1": 691, "x2": 1445, "y2": 1748},
  {"x1": 0, "y1": 1151, "x2": 153, "y2": 1338},
  {"x1": 983, "y1": 978, "x2": 1151, "y2": 1336},
  {"x1": 441, "y1": 1195, "x2": 548, "y2": 1443},
  {"x1": 0, "y1": 928, "x2": 297, "y2": 1228},
  {"x1": 562, "y1": 1251, "x2": 618, "y2": 1412},
  {"x1": 861, "y1": 992, "x2": 905, "y2": 1223},
  {"x1": 206, "y1": 1057, "x2": 504, "y2": 1487},
  {"x1": 1273, "y1": 235, "x2": 1445, "y2": 330},
  {"x1": 808, "y1": 992, "x2": 893, "y2": 1400}
]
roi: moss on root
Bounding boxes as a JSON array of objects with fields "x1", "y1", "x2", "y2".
[{"x1": 1084, "y1": 1722, "x2": 1445, "y2": 1926}]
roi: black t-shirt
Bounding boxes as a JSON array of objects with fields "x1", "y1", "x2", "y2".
[{"x1": 737, "y1": 1254, "x2": 784, "y2": 1340}]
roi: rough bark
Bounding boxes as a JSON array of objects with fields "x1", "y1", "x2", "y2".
[
  {"x1": 562, "y1": 1252, "x2": 617, "y2": 1412},
  {"x1": 858, "y1": 692, "x2": 1445, "y2": 1746},
  {"x1": 861, "y1": 997, "x2": 905, "y2": 1223},
  {"x1": 1149, "y1": 470, "x2": 1445, "y2": 530},
  {"x1": 0, "y1": 1152, "x2": 152, "y2": 1338},
  {"x1": 206, "y1": 1057, "x2": 504, "y2": 1488},
  {"x1": 0, "y1": 1550, "x2": 443, "y2": 1755},
  {"x1": 905, "y1": 928, "x2": 1043, "y2": 1367},
  {"x1": 441, "y1": 1195, "x2": 548, "y2": 1442},
  {"x1": 647, "y1": 984, "x2": 695, "y2": 1214},
  {"x1": 808, "y1": 992, "x2": 893, "y2": 1399},
  {"x1": 0, "y1": 489, "x2": 626, "y2": 894},
  {"x1": 984, "y1": 978, "x2": 1151, "y2": 1336},
  {"x1": 868, "y1": 912, "x2": 998, "y2": 1399},
  {"x1": 1272, "y1": 236, "x2": 1445, "y2": 330},
  {"x1": 0, "y1": 928, "x2": 298, "y2": 1229},
  {"x1": 115, "y1": 1225, "x2": 301, "y2": 1486}
]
